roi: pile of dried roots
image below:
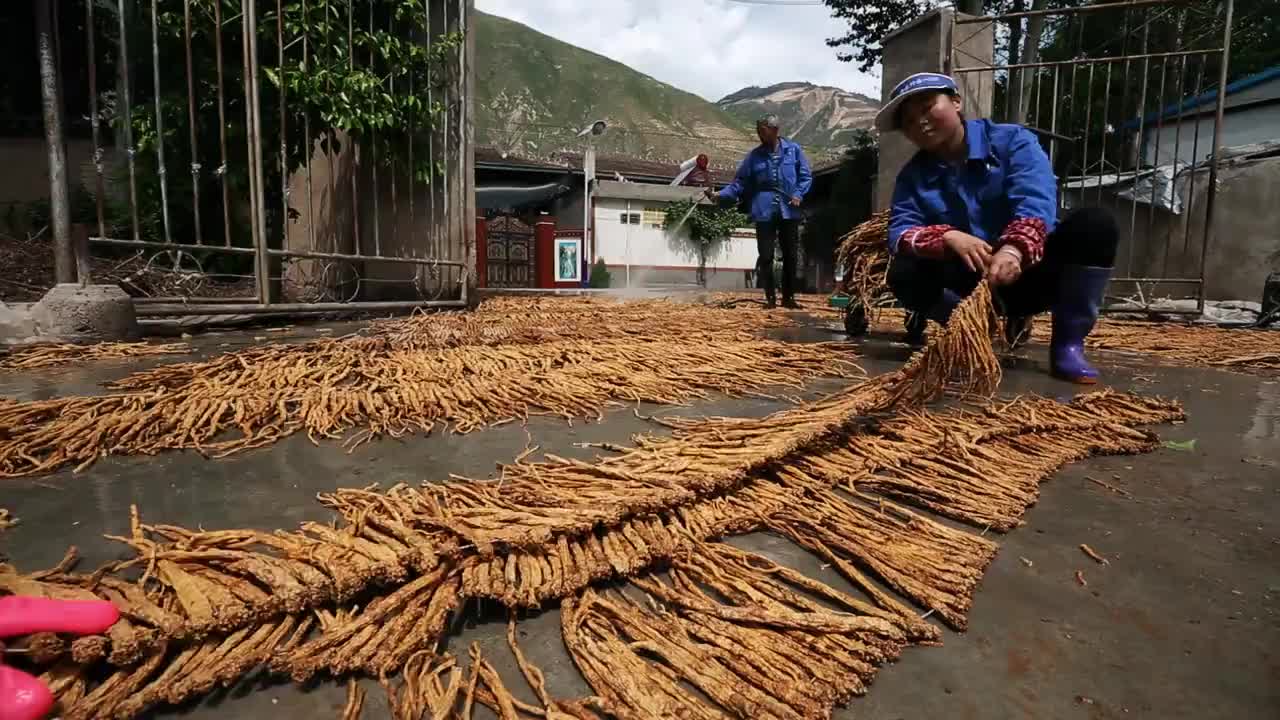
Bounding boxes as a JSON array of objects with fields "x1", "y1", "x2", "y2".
[
  {"x1": 0, "y1": 342, "x2": 192, "y2": 371},
  {"x1": 0, "y1": 296, "x2": 859, "y2": 477},
  {"x1": 867, "y1": 307, "x2": 1279, "y2": 375},
  {"x1": 1034, "y1": 319, "x2": 1280, "y2": 374},
  {"x1": 0, "y1": 284, "x2": 1187, "y2": 719}
]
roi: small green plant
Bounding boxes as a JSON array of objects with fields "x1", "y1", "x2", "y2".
[
  {"x1": 664, "y1": 198, "x2": 749, "y2": 287},
  {"x1": 588, "y1": 257, "x2": 612, "y2": 289}
]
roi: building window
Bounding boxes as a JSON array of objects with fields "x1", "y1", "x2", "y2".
[
  {"x1": 642, "y1": 208, "x2": 666, "y2": 227},
  {"x1": 618, "y1": 212, "x2": 640, "y2": 225}
]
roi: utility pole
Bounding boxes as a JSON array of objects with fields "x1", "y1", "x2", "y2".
[{"x1": 35, "y1": 0, "x2": 75, "y2": 284}]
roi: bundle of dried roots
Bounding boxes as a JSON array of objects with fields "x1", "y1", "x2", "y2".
[{"x1": 834, "y1": 211, "x2": 892, "y2": 310}]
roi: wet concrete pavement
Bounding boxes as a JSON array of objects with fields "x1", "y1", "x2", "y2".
[{"x1": 1, "y1": 317, "x2": 1277, "y2": 719}]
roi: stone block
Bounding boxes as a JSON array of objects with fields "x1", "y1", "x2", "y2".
[{"x1": 30, "y1": 284, "x2": 140, "y2": 342}]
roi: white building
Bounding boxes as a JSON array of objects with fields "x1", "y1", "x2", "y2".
[
  {"x1": 589, "y1": 180, "x2": 759, "y2": 290},
  {"x1": 1128, "y1": 65, "x2": 1280, "y2": 167}
]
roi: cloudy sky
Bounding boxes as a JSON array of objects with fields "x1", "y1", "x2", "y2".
[{"x1": 474, "y1": 0, "x2": 880, "y2": 102}]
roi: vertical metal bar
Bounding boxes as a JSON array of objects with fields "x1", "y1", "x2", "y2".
[
  {"x1": 279, "y1": 0, "x2": 288, "y2": 258},
  {"x1": 302, "y1": 0, "x2": 315, "y2": 253},
  {"x1": 324, "y1": 0, "x2": 335, "y2": 254},
  {"x1": 151, "y1": 0, "x2": 173, "y2": 243},
  {"x1": 348, "y1": 0, "x2": 360, "y2": 256},
  {"x1": 1049, "y1": 65, "x2": 1062, "y2": 207},
  {"x1": 214, "y1": 0, "x2": 232, "y2": 247},
  {"x1": 1146, "y1": 58, "x2": 1168, "y2": 238},
  {"x1": 461, "y1": 0, "x2": 472, "y2": 299},
  {"x1": 36, "y1": 0, "x2": 73, "y2": 283},
  {"x1": 251, "y1": 0, "x2": 270, "y2": 302},
  {"x1": 244, "y1": 0, "x2": 271, "y2": 303},
  {"x1": 240, "y1": 0, "x2": 259, "y2": 281},
  {"x1": 445, "y1": 0, "x2": 455, "y2": 269},
  {"x1": 183, "y1": 0, "x2": 202, "y2": 245},
  {"x1": 1177, "y1": 53, "x2": 1208, "y2": 276},
  {"x1": 1081, "y1": 63, "x2": 1096, "y2": 190},
  {"x1": 389, "y1": 2, "x2": 398, "y2": 257},
  {"x1": 1031, "y1": 64, "x2": 1042, "y2": 132},
  {"x1": 370, "y1": 0, "x2": 380, "y2": 257},
  {"x1": 1126, "y1": 20, "x2": 1152, "y2": 280},
  {"x1": 87, "y1": 0, "x2": 106, "y2": 237},
  {"x1": 1199, "y1": 0, "x2": 1234, "y2": 314},
  {"x1": 1096, "y1": 60, "x2": 1113, "y2": 207},
  {"x1": 425, "y1": 0, "x2": 436, "y2": 264},
  {"x1": 118, "y1": 0, "x2": 141, "y2": 240},
  {"x1": 1161, "y1": 53, "x2": 1189, "y2": 279},
  {"x1": 408, "y1": 17, "x2": 416, "y2": 259}
]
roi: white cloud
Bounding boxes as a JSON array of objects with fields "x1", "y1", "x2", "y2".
[{"x1": 474, "y1": 0, "x2": 880, "y2": 102}]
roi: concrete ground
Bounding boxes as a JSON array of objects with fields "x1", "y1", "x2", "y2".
[{"x1": 1, "y1": 315, "x2": 1277, "y2": 719}]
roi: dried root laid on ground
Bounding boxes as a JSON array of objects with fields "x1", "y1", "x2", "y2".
[
  {"x1": 799, "y1": 391, "x2": 1184, "y2": 532},
  {"x1": 563, "y1": 572, "x2": 913, "y2": 720},
  {"x1": 374, "y1": 621, "x2": 607, "y2": 720},
  {"x1": 455, "y1": 390, "x2": 1181, "y2": 609},
  {"x1": 768, "y1": 472, "x2": 997, "y2": 631},
  {"x1": 0, "y1": 335, "x2": 858, "y2": 477},
  {"x1": 0, "y1": 283, "x2": 1188, "y2": 720},
  {"x1": 0, "y1": 342, "x2": 191, "y2": 371},
  {"x1": 364, "y1": 284, "x2": 999, "y2": 555}
]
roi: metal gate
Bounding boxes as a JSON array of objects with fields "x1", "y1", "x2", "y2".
[
  {"x1": 949, "y1": 0, "x2": 1236, "y2": 314},
  {"x1": 484, "y1": 214, "x2": 535, "y2": 288},
  {"x1": 37, "y1": 0, "x2": 475, "y2": 317}
]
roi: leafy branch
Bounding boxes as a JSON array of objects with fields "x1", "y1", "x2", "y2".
[{"x1": 663, "y1": 198, "x2": 750, "y2": 287}]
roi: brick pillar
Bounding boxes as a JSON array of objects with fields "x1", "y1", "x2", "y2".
[
  {"x1": 535, "y1": 219, "x2": 556, "y2": 288},
  {"x1": 876, "y1": 8, "x2": 993, "y2": 211},
  {"x1": 475, "y1": 216, "x2": 488, "y2": 288}
]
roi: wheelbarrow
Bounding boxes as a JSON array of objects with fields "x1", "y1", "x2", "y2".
[{"x1": 828, "y1": 293, "x2": 869, "y2": 336}]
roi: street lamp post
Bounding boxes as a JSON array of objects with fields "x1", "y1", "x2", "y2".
[{"x1": 577, "y1": 120, "x2": 607, "y2": 287}]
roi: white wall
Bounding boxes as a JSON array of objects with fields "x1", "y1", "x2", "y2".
[
  {"x1": 592, "y1": 197, "x2": 758, "y2": 274},
  {"x1": 1143, "y1": 105, "x2": 1279, "y2": 166}
]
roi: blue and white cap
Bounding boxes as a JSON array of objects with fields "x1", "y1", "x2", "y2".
[{"x1": 874, "y1": 73, "x2": 960, "y2": 132}]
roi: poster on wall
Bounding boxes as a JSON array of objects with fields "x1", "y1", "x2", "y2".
[{"x1": 555, "y1": 238, "x2": 581, "y2": 283}]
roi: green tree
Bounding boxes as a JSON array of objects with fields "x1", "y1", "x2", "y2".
[
  {"x1": 663, "y1": 198, "x2": 749, "y2": 288},
  {"x1": 86, "y1": 0, "x2": 460, "y2": 267}
]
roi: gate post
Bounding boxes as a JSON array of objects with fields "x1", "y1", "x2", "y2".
[
  {"x1": 35, "y1": 0, "x2": 75, "y2": 284},
  {"x1": 475, "y1": 214, "x2": 488, "y2": 288},
  {"x1": 875, "y1": 8, "x2": 993, "y2": 211},
  {"x1": 535, "y1": 219, "x2": 556, "y2": 289}
]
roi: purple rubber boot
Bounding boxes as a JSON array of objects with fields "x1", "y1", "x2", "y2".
[{"x1": 1050, "y1": 264, "x2": 1111, "y2": 384}]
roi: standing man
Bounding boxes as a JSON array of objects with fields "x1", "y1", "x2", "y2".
[{"x1": 707, "y1": 115, "x2": 812, "y2": 309}]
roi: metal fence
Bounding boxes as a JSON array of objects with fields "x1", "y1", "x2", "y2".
[
  {"x1": 949, "y1": 0, "x2": 1236, "y2": 314},
  {"x1": 43, "y1": 0, "x2": 475, "y2": 316}
]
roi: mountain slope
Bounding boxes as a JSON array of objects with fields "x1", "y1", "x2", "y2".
[
  {"x1": 474, "y1": 11, "x2": 757, "y2": 167},
  {"x1": 717, "y1": 82, "x2": 880, "y2": 149}
]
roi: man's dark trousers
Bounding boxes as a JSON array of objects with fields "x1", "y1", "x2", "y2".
[{"x1": 756, "y1": 218, "x2": 798, "y2": 302}]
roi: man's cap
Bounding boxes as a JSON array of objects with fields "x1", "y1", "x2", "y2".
[
  {"x1": 874, "y1": 73, "x2": 960, "y2": 132},
  {"x1": 756, "y1": 114, "x2": 780, "y2": 129}
]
